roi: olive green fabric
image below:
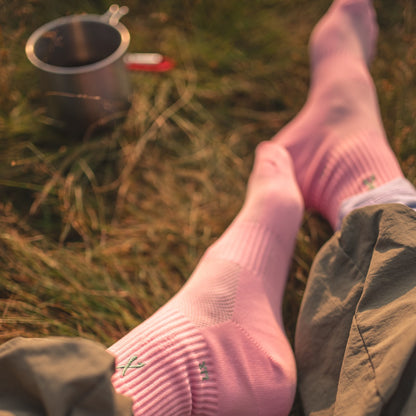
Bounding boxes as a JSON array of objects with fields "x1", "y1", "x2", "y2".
[
  {"x1": 295, "y1": 204, "x2": 416, "y2": 416},
  {"x1": 0, "y1": 336, "x2": 132, "y2": 416}
]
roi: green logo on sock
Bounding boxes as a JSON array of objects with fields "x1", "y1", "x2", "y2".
[
  {"x1": 117, "y1": 356, "x2": 146, "y2": 377},
  {"x1": 199, "y1": 361, "x2": 209, "y2": 381},
  {"x1": 363, "y1": 175, "x2": 376, "y2": 190}
]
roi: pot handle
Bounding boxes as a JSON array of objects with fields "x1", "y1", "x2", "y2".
[
  {"x1": 124, "y1": 53, "x2": 175, "y2": 72},
  {"x1": 102, "y1": 5, "x2": 175, "y2": 72},
  {"x1": 103, "y1": 4, "x2": 129, "y2": 26}
]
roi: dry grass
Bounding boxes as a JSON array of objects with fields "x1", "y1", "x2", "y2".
[{"x1": 0, "y1": 0, "x2": 415, "y2": 414}]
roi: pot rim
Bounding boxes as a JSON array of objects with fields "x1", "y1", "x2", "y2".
[{"x1": 25, "y1": 13, "x2": 130, "y2": 75}]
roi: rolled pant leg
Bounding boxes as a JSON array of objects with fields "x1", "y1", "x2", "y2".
[{"x1": 295, "y1": 204, "x2": 416, "y2": 416}]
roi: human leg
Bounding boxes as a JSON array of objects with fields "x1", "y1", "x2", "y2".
[
  {"x1": 281, "y1": 1, "x2": 416, "y2": 414},
  {"x1": 273, "y1": 0, "x2": 413, "y2": 229},
  {"x1": 108, "y1": 142, "x2": 303, "y2": 415}
]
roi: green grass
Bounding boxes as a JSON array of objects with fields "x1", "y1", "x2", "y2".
[{"x1": 0, "y1": 0, "x2": 415, "y2": 414}]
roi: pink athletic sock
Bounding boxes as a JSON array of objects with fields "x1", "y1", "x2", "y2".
[
  {"x1": 273, "y1": 0, "x2": 403, "y2": 228},
  {"x1": 108, "y1": 142, "x2": 303, "y2": 415}
]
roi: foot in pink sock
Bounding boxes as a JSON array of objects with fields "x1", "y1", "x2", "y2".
[
  {"x1": 310, "y1": 0, "x2": 379, "y2": 65},
  {"x1": 108, "y1": 143, "x2": 303, "y2": 415},
  {"x1": 273, "y1": 0, "x2": 403, "y2": 228}
]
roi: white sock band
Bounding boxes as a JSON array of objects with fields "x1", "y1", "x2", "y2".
[{"x1": 337, "y1": 178, "x2": 416, "y2": 229}]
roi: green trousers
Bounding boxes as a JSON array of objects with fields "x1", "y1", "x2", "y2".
[{"x1": 296, "y1": 204, "x2": 416, "y2": 416}]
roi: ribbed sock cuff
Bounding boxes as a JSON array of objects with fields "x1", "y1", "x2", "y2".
[
  {"x1": 312, "y1": 130, "x2": 404, "y2": 228},
  {"x1": 108, "y1": 309, "x2": 218, "y2": 415},
  {"x1": 336, "y1": 177, "x2": 416, "y2": 229},
  {"x1": 207, "y1": 221, "x2": 282, "y2": 275},
  {"x1": 205, "y1": 219, "x2": 297, "y2": 285}
]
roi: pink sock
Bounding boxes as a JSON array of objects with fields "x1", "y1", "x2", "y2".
[
  {"x1": 108, "y1": 142, "x2": 303, "y2": 415},
  {"x1": 273, "y1": 0, "x2": 403, "y2": 228}
]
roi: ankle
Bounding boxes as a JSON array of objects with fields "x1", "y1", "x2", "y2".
[{"x1": 309, "y1": 130, "x2": 404, "y2": 227}]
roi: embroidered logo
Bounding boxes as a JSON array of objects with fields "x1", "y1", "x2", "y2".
[
  {"x1": 199, "y1": 361, "x2": 209, "y2": 381},
  {"x1": 117, "y1": 356, "x2": 146, "y2": 377},
  {"x1": 363, "y1": 175, "x2": 376, "y2": 190}
]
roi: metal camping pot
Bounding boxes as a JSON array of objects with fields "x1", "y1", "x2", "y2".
[{"x1": 25, "y1": 5, "x2": 174, "y2": 134}]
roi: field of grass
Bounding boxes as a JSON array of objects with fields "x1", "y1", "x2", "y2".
[{"x1": 0, "y1": 0, "x2": 415, "y2": 413}]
